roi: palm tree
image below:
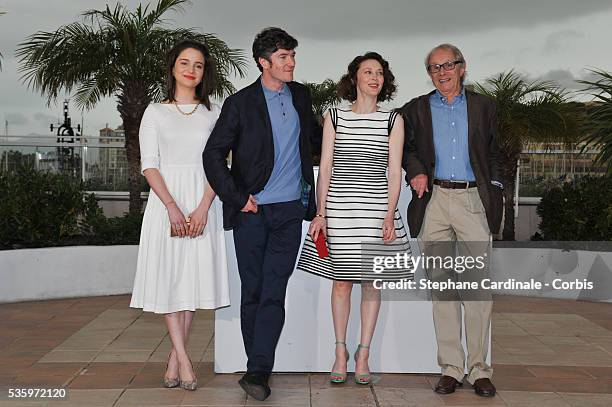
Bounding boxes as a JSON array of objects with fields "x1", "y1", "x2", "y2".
[
  {"x1": 474, "y1": 70, "x2": 579, "y2": 240},
  {"x1": 302, "y1": 79, "x2": 341, "y2": 124},
  {"x1": 578, "y1": 69, "x2": 612, "y2": 174},
  {"x1": 301, "y1": 79, "x2": 340, "y2": 165},
  {"x1": 16, "y1": 0, "x2": 247, "y2": 213}
]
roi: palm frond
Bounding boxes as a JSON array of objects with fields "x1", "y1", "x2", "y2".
[
  {"x1": 578, "y1": 69, "x2": 612, "y2": 172},
  {"x1": 16, "y1": 23, "x2": 116, "y2": 104},
  {"x1": 474, "y1": 70, "x2": 577, "y2": 152},
  {"x1": 16, "y1": 0, "x2": 246, "y2": 107},
  {"x1": 73, "y1": 77, "x2": 103, "y2": 110},
  {"x1": 302, "y1": 79, "x2": 341, "y2": 119},
  {"x1": 144, "y1": 0, "x2": 190, "y2": 28}
]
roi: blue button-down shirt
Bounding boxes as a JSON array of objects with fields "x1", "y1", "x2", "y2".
[
  {"x1": 255, "y1": 80, "x2": 302, "y2": 204},
  {"x1": 430, "y1": 88, "x2": 475, "y2": 182}
]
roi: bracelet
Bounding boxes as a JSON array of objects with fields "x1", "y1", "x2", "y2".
[
  {"x1": 316, "y1": 213, "x2": 325, "y2": 218},
  {"x1": 164, "y1": 200, "x2": 176, "y2": 207}
]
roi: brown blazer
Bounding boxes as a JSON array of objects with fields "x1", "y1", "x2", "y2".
[{"x1": 398, "y1": 89, "x2": 504, "y2": 237}]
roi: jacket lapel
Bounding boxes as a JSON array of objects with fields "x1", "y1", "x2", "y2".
[
  {"x1": 466, "y1": 90, "x2": 479, "y2": 151},
  {"x1": 420, "y1": 91, "x2": 436, "y2": 169},
  {"x1": 251, "y1": 78, "x2": 273, "y2": 144},
  {"x1": 287, "y1": 82, "x2": 306, "y2": 134}
]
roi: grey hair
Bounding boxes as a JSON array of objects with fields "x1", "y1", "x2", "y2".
[
  {"x1": 424, "y1": 43, "x2": 465, "y2": 67},
  {"x1": 425, "y1": 43, "x2": 467, "y2": 85}
]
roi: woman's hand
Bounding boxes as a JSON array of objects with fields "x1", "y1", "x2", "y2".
[
  {"x1": 167, "y1": 202, "x2": 188, "y2": 238},
  {"x1": 188, "y1": 205, "x2": 209, "y2": 238},
  {"x1": 382, "y1": 215, "x2": 397, "y2": 242},
  {"x1": 309, "y1": 216, "x2": 326, "y2": 241}
]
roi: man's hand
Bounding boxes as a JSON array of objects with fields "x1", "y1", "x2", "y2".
[
  {"x1": 241, "y1": 195, "x2": 258, "y2": 213},
  {"x1": 410, "y1": 174, "x2": 429, "y2": 198}
]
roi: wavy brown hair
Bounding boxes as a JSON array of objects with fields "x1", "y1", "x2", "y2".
[
  {"x1": 165, "y1": 39, "x2": 216, "y2": 111},
  {"x1": 337, "y1": 52, "x2": 396, "y2": 102}
]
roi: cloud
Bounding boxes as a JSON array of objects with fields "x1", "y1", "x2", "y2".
[
  {"x1": 33, "y1": 112, "x2": 57, "y2": 126},
  {"x1": 4, "y1": 0, "x2": 612, "y2": 48},
  {"x1": 527, "y1": 69, "x2": 602, "y2": 90},
  {"x1": 481, "y1": 50, "x2": 502, "y2": 60},
  {"x1": 543, "y1": 30, "x2": 584, "y2": 54},
  {"x1": 191, "y1": 0, "x2": 612, "y2": 42},
  {"x1": 3, "y1": 112, "x2": 29, "y2": 125}
]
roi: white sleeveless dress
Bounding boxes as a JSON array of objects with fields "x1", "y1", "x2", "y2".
[
  {"x1": 130, "y1": 103, "x2": 230, "y2": 313},
  {"x1": 297, "y1": 107, "x2": 414, "y2": 281}
]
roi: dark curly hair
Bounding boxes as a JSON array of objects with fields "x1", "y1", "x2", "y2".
[
  {"x1": 337, "y1": 52, "x2": 396, "y2": 102},
  {"x1": 165, "y1": 39, "x2": 216, "y2": 111},
  {"x1": 252, "y1": 27, "x2": 298, "y2": 72}
]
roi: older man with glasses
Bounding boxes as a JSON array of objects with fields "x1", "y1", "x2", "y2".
[{"x1": 399, "y1": 44, "x2": 503, "y2": 398}]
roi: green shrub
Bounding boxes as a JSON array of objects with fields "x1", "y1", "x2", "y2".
[
  {"x1": 0, "y1": 167, "x2": 143, "y2": 249},
  {"x1": 0, "y1": 166, "x2": 91, "y2": 248},
  {"x1": 533, "y1": 176, "x2": 612, "y2": 240},
  {"x1": 82, "y1": 197, "x2": 143, "y2": 245}
]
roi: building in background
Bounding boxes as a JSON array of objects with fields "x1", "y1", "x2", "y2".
[
  {"x1": 519, "y1": 143, "x2": 605, "y2": 196},
  {"x1": 92, "y1": 124, "x2": 128, "y2": 190}
]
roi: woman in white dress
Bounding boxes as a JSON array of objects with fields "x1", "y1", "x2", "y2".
[
  {"x1": 130, "y1": 40, "x2": 230, "y2": 391},
  {"x1": 297, "y1": 52, "x2": 413, "y2": 385}
]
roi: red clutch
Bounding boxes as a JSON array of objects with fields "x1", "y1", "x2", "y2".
[{"x1": 315, "y1": 232, "x2": 329, "y2": 258}]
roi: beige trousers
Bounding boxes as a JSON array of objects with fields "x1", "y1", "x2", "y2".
[{"x1": 419, "y1": 185, "x2": 493, "y2": 384}]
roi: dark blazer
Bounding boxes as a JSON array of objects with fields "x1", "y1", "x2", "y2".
[
  {"x1": 203, "y1": 78, "x2": 321, "y2": 230},
  {"x1": 398, "y1": 89, "x2": 504, "y2": 237}
]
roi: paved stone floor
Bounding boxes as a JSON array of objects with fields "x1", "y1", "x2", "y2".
[{"x1": 0, "y1": 295, "x2": 611, "y2": 406}]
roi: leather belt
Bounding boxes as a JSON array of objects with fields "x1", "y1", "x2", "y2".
[{"x1": 433, "y1": 179, "x2": 477, "y2": 189}]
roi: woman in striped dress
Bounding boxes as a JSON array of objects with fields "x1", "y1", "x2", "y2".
[{"x1": 296, "y1": 52, "x2": 413, "y2": 384}]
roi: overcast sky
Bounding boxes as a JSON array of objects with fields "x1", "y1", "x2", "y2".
[{"x1": 1, "y1": 0, "x2": 612, "y2": 136}]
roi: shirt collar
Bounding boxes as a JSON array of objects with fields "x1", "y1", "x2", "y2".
[
  {"x1": 433, "y1": 87, "x2": 465, "y2": 106},
  {"x1": 261, "y1": 77, "x2": 290, "y2": 100}
]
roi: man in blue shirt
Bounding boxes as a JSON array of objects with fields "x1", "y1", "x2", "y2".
[
  {"x1": 203, "y1": 28, "x2": 320, "y2": 401},
  {"x1": 399, "y1": 44, "x2": 503, "y2": 398},
  {"x1": 256, "y1": 79, "x2": 302, "y2": 205}
]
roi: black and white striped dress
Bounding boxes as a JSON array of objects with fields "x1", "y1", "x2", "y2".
[{"x1": 297, "y1": 107, "x2": 414, "y2": 281}]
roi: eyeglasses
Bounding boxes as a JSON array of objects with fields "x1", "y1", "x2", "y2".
[{"x1": 426, "y1": 60, "x2": 464, "y2": 74}]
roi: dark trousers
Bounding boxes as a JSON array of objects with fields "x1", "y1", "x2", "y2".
[{"x1": 232, "y1": 200, "x2": 304, "y2": 373}]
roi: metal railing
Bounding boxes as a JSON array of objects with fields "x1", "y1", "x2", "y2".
[
  {"x1": 1, "y1": 136, "x2": 607, "y2": 195},
  {"x1": 1, "y1": 135, "x2": 132, "y2": 191}
]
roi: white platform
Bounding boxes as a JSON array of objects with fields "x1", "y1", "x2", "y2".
[
  {"x1": 215, "y1": 179, "x2": 451, "y2": 373},
  {"x1": 215, "y1": 227, "x2": 442, "y2": 373}
]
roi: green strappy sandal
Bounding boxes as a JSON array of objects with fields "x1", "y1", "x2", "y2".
[
  {"x1": 354, "y1": 343, "x2": 371, "y2": 385},
  {"x1": 330, "y1": 341, "x2": 350, "y2": 384}
]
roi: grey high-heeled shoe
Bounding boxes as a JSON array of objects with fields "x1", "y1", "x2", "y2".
[
  {"x1": 179, "y1": 358, "x2": 198, "y2": 391},
  {"x1": 163, "y1": 377, "x2": 180, "y2": 388},
  {"x1": 163, "y1": 352, "x2": 179, "y2": 388},
  {"x1": 180, "y1": 379, "x2": 198, "y2": 391}
]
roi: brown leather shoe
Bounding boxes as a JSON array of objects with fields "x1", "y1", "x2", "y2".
[
  {"x1": 473, "y1": 378, "x2": 496, "y2": 397},
  {"x1": 434, "y1": 375, "x2": 462, "y2": 394}
]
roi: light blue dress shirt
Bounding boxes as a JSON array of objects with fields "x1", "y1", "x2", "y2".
[
  {"x1": 430, "y1": 88, "x2": 476, "y2": 182},
  {"x1": 255, "y1": 80, "x2": 302, "y2": 204}
]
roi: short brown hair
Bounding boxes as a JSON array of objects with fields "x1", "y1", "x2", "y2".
[
  {"x1": 252, "y1": 27, "x2": 298, "y2": 72},
  {"x1": 337, "y1": 52, "x2": 396, "y2": 102}
]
